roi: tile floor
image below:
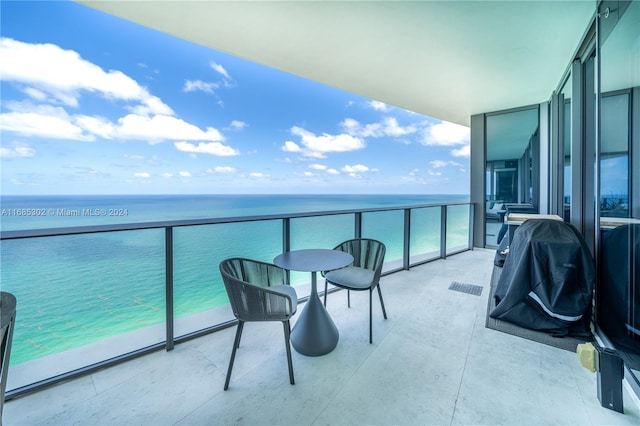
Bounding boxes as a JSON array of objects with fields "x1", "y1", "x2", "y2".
[{"x1": 4, "y1": 248, "x2": 640, "y2": 425}]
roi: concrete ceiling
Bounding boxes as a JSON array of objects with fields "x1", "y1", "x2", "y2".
[{"x1": 78, "y1": 1, "x2": 596, "y2": 127}]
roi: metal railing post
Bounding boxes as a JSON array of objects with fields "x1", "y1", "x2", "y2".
[
  {"x1": 354, "y1": 212, "x2": 362, "y2": 239},
  {"x1": 440, "y1": 205, "x2": 447, "y2": 259},
  {"x1": 165, "y1": 226, "x2": 174, "y2": 351},
  {"x1": 468, "y1": 203, "x2": 475, "y2": 250},
  {"x1": 282, "y1": 217, "x2": 291, "y2": 283},
  {"x1": 403, "y1": 208, "x2": 411, "y2": 270}
]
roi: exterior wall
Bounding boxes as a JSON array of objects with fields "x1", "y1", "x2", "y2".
[
  {"x1": 470, "y1": 113, "x2": 485, "y2": 248},
  {"x1": 538, "y1": 102, "x2": 550, "y2": 214}
]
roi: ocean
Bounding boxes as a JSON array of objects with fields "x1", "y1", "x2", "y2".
[{"x1": 0, "y1": 194, "x2": 469, "y2": 365}]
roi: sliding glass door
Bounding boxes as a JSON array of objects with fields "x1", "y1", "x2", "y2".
[
  {"x1": 597, "y1": 0, "x2": 640, "y2": 383},
  {"x1": 484, "y1": 107, "x2": 539, "y2": 247}
]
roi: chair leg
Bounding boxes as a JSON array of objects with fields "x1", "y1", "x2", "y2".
[
  {"x1": 324, "y1": 280, "x2": 328, "y2": 307},
  {"x1": 283, "y1": 320, "x2": 295, "y2": 385},
  {"x1": 347, "y1": 289, "x2": 351, "y2": 308},
  {"x1": 369, "y1": 289, "x2": 373, "y2": 344},
  {"x1": 224, "y1": 321, "x2": 244, "y2": 390},
  {"x1": 377, "y1": 284, "x2": 388, "y2": 319}
]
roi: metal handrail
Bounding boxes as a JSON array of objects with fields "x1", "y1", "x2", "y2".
[{"x1": 0, "y1": 201, "x2": 471, "y2": 240}]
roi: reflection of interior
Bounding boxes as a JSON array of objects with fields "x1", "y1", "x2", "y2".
[
  {"x1": 485, "y1": 108, "x2": 539, "y2": 246},
  {"x1": 600, "y1": 93, "x2": 630, "y2": 217},
  {"x1": 599, "y1": 224, "x2": 640, "y2": 369},
  {"x1": 561, "y1": 88, "x2": 571, "y2": 222}
]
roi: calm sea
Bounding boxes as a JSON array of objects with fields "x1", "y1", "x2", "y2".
[{"x1": 0, "y1": 194, "x2": 468, "y2": 365}]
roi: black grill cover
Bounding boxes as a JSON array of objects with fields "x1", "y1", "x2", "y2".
[{"x1": 490, "y1": 219, "x2": 594, "y2": 337}]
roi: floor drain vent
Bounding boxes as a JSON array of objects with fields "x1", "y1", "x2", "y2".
[{"x1": 449, "y1": 282, "x2": 483, "y2": 296}]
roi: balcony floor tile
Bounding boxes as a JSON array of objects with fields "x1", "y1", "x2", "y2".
[{"x1": 4, "y1": 249, "x2": 640, "y2": 425}]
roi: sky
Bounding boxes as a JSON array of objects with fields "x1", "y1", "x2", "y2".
[{"x1": 0, "y1": 1, "x2": 470, "y2": 196}]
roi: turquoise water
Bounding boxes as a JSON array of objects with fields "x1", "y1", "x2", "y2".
[{"x1": 0, "y1": 194, "x2": 469, "y2": 365}]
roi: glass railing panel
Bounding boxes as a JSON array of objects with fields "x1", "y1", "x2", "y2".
[
  {"x1": 0, "y1": 229, "x2": 165, "y2": 391},
  {"x1": 446, "y1": 204, "x2": 471, "y2": 255},
  {"x1": 172, "y1": 220, "x2": 282, "y2": 337},
  {"x1": 0, "y1": 201, "x2": 474, "y2": 395},
  {"x1": 409, "y1": 206, "x2": 441, "y2": 265},
  {"x1": 362, "y1": 210, "x2": 404, "y2": 271},
  {"x1": 289, "y1": 214, "x2": 354, "y2": 288}
]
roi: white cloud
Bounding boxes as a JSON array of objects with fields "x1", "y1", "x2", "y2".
[
  {"x1": 178, "y1": 171, "x2": 191, "y2": 177},
  {"x1": 422, "y1": 121, "x2": 469, "y2": 147},
  {"x1": 428, "y1": 160, "x2": 466, "y2": 175},
  {"x1": 0, "y1": 37, "x2": 173, "y2": 115},
  {"x1": 430, "y1": 160, "x2": 449, "y2": 168},
  {"x1": 183, "y1": 80, "x2": 218, "y2": 94},
  {"x1": 310, "y1": 164, "x2": 340, "y2": 175},
  {"x1": 134, "y1": 172, "x2": 150, "y2": 178},
  {"x1": 161, "y1": 173, "x2": 173, "y2": 178},
  {"x1": 229, "y1": 120, "x2": 247, "y2": 130},
  {"x1": 342, "y1": 164, "x2": 375, "y2": 177},
  {"x1": 249, "y1": 172, "x2": 268, "y2": 178},
  {"x1": 341, "y1": 117, "x2": 416, "y2": 138},
  {"x1": 207, "y1": 166, "x2": 236, "y2": 173},
  {"x1": 284, "y1": 126, "x2": 365, "y2": 158},
  {"x1": 430, "y1": 160, "x2": 464, "y2": 168},
  {"x1": 2, "y1": 103, "x2": 229, "y2": 145},
  {"x1": 282, "y1": 141, "x2": 302, "y2": 153},
  {"x1": 451, "y1": 145, "x2": 470, "y2": 157},
  {"x1": 0, "y1": 38, "x2": 232, "y2": 147},
  {"x1": 210, "y1": 61, "x2": 231, "y2": 80},
  {"x1": 303, "y1": 171, "x2": 314, "y2": 177},
  {"x1": 0, "y1": 143, "x2": 35, "y2": 158},
  {"x1": 368, "y1": 100, "x2": 389, "y2": 111},
  {"x1": 174, "y1": 141, "x2": 239, "y2": 156},
  {"x1": 74, "y1": 115, "x2": 115, "y2": 140},
  {"x1": 341, "y1": 164, "x2": 379, "y2": 178},
  {"x1": 124, "y1": 154, "x2": 145, "y2": 160},
  {"x1": 127, "y1": 96, "x2": 173, "y2": 116},
  {"x1": 343, "y1": 164, "x2": 370, "y2": 173},
  {"x1": 0, "y1": 104, "x2": 94, "y2": 141},
  {"x1": 22, "y1": 87, "x2": 47, "y2": 101},
  {"x1": 117, "y1": 114, "x2": 224, "y2": 143},
  {"x1": 341, "y1": 118, "x2": 380, "y2": 137},
  {"x1": 383, "y1": 117, "x2": 417, "y2": 137}
]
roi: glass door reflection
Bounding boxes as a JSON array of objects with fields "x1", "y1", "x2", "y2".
[{"x1": 485, "y1": 107, "x2": 539, "y2": 247}]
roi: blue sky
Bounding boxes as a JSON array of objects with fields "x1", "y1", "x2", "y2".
[{"x1": 0, "y1": 1, "x2": 470, "y2": 195}]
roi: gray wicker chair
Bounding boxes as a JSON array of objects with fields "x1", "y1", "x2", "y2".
[
  {"x1": 1, "y1": 292, "x2": 17, "y2": 425},
  {"x1": 219, "y1": 258, "x2": 298, "y2": 390},
  {"x1": 323, "y1": 239, "x2": 387, "y2": 343}
]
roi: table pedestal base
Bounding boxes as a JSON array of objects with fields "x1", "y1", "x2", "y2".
[{"x1": 291, "y1": 292, "x2": 339, "y2": 356}]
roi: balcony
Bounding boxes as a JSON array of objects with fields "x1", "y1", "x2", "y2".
[
  {"x1": 4, "y1": 248, "x2": 640, "y2": 425},
  {"x1": 0, "y1": 201, "x2": 473, "y2": 392}
]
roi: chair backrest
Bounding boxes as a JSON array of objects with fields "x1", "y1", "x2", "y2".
[
  {"x1": 219, "y1": 258, "x2": 292, "y2": 322},
  {"x1": 1, "y1": 292, "x2": 17, "y2": 424},
  {"x1": 334, "y1": 239, "x2": 386, "y2": 284}
]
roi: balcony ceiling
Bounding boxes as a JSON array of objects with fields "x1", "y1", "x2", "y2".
[{"x1": 78, "y1": 1, "x2": 595, "y2": 126}]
